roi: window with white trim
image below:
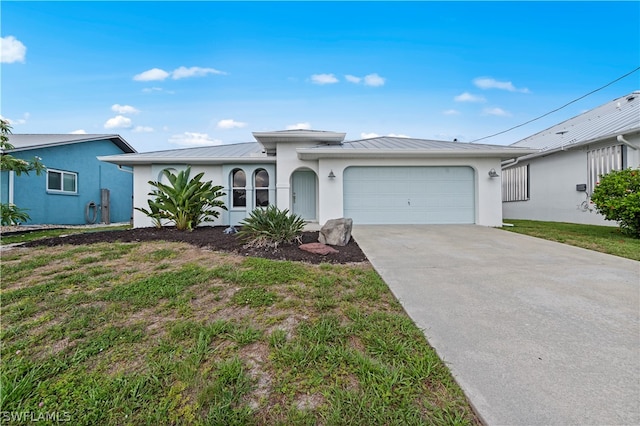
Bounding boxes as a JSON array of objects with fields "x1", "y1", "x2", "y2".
[
  {"x1": 502, "y1": 164, "x2": 529, "y2": 202},
  {"x1": 254, "y1": 169, "x2": 269, "y2": 207},
  {"x1": 47, "y1": 169, "x2": 77, "y2": 194},
  {"x1": 231, "y1": 168, "x2": 246, "y2": 207},
  {"x1": 587, "y1": 145, "x2": 624, "y2": 194}
]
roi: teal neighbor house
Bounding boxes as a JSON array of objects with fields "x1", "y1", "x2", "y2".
[{"x1": 1, "y1": 134, "x2": 136, "y2": 225}]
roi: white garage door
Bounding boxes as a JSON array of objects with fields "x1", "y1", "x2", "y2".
[{"x1": 343, "y1": 166, "x2": 475, "y2": 224}]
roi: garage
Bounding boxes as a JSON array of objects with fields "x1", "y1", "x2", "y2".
[{"x1": 343, "y1": 166, "x2": 475, "y2": 224}]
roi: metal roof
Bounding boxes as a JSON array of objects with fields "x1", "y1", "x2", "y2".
[
  {"x1": 4, "y1": 134, "x2": 137, "y2": 154},
  {"x1": 297, "y1": 136, "x2": 537, "y2": 160},
  {"x1": 511, "y1": 91, "x2": 640, "y2": 151},
  {"x1": 99, "y1": 142, "x2": 272, "y2": 165}
]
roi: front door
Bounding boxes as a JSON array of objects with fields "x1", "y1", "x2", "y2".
[{"x1": 291, "y1": 170, "x2": 316, "y2": 220}]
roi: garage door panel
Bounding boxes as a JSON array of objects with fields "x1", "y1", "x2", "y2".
[{"x1": 343, "y1": 166, "x2": 475, "y2": 224}]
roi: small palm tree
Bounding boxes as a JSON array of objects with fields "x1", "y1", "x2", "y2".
[{"x1": 136, "y1": 167, "x2": 227, "y2": 231}]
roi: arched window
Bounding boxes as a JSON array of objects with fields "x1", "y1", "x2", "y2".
[
  {"x1": 254, "y1": 169, "x2": 269, "y2": 207},
  {"x1": 232, "y1": 169, "x2": 246, "y2": 207}
]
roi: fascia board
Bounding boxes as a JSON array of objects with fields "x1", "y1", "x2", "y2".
[
  {"x1": 98, "y1": 156, "x2": 276, "y2": 166},
  {"x1": 296, "y1": 148, "x2": 538, "y2": 161}
]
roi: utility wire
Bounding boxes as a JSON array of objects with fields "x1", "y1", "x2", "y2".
[{"x1": 470, "y1": 66, "x2": 640, "y2": 143}]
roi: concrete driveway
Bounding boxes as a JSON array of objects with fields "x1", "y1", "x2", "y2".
[{"x1": 352, "y1": 225, "x2": 640, "y2": 426}]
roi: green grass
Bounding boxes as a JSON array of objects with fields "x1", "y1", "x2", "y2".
[
  {"x1": 0, "y1": 241, "x2": 479, "y2": 425},
  {"x1": 502, "y1": 219, "x2": 640, "y2": 261},
  {"x1": 0, "y1": 225, "x2": 131, "y2": 245}
]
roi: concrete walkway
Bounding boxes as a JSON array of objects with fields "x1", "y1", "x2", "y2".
[{"x1": 352, "y1": 225, "x2": 640, "y2": 426}]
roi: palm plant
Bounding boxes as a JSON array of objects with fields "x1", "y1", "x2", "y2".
[
  {"x1": 135, "y1": 167, "x2": 227, "y2": 231},
  {"x1": 237, "y1": 205, "x2": 306, "y2": 248}
]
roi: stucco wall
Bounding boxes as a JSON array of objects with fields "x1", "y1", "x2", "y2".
[
  {"x1": 8, "y1": 140, "x2": 133, "y2": 225},
  {"x1": 502, "y1": 134, "x2": 640, "y2": 226}
]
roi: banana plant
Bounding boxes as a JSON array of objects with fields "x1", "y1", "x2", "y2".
[{"x1": 136, "y1": 167, "x2": 227, "y2": 231}]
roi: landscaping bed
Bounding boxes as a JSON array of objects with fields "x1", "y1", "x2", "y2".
[{"x1": 18, "y1": 226, "x2": 368, "y2": 264}]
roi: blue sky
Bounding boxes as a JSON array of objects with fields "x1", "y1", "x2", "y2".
[{"x1": 2, "y1": 1, "x2": 639, "y2": 152}]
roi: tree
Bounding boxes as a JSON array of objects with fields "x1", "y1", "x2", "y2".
[
  {"x1": 135, "y1": 167, "x2": 227, "y2": 231},
  {"x1": 1, "y1": 119, "x2": 46, "y2": 225},
  {"x1": 590, "y1": 168, "x2": 640, "y2": 238}
]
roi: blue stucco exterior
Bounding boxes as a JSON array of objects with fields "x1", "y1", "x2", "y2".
[{"x1": 3, "y1": 139, "x2": 133, "y2": 225}]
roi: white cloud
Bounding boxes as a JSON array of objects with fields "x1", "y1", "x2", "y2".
[
  {"x1": 134, "y1": 66, "x2": 226, "y2": 82},
  {"x1": 70, "y1": 129, "x2": 87, "y2": 134},
  {"x1": 361, "y1": 132, "x2": 380, "y2": 139},
  {"x1": 133, "y1": 68, "x2": 170, "y2": 82},
  {"x1": 361, "y1": 132, "x2": 409, "y2": 139},
  {"x1": 345, "y1": 75, "x2": 361, "y2": 84},
  {"x1": 133, "y1": 126, "x2": 154, "y2": 133},
  {"x1": 454, "y1": 92, "x2": 486, "y2": 103},
  {"x1": 217, "y1": 119, "x2": 247, "y2": 129},
  {"x1": 169, "y1": 132, "x2": 222, "y2": 147},
  {"x1": 286, "y1": 122, "x2": 311, "y2": 130},
  {"x1": 104, "y1": 115, "x2": 133, "y2": 129},
  {"x1": 1, "y1": 113, "x2": 30, "y2": 125},
  {"x1": 443, "y1": 109, "x2": 461, "y2": 115},
  {"x1": 0, "y1": 36, "x2": 26, "y2": 63},
  {"x1": 311, "y1": 73, "x2": 339, "y2": 85},
  {"x1": 363, "y1": 73, "x2": 385, "y2": 87},
  {"x1": 482, "y1": 107, "x2": 512, "y2": 117},
  {"x1": 473, "y1": 77, "x2": 530, "y2": 93},
  {"x1": 172, "y1": 66, "x2": 225, "y2": 80},
  {"x1": 111, "y1": 104, "x2": 140, "y2": 114}
]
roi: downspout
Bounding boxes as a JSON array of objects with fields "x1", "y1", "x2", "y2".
[
  {"x1": 8, "y1": 170, "x2": 14, "y2": 204},
  {"x1": 501, "y1": 157, "x2": 521, "y2": 168},
  {"x1": 617, "y1": 134, "x2": 638, "y2": 150},
  {"x1": 118, "y1": 165, "x2": 134, "y2": 173}
]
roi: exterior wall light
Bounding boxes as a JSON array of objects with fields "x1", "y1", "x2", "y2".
[
  {"x1": 328, "y1": 170, "x2": 336, "y2": 179},
  {"x1": 488, "y1": 168, "x2": 499, "y2": 178}
]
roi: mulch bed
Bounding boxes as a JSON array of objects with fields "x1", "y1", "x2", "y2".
[{"x1": 18, "y1": 227, "x2": 368, "y2": 264}]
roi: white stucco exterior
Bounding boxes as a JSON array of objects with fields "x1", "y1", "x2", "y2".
[{"x1": 101, "y1": 129, "x2": 535, "y2": 229}]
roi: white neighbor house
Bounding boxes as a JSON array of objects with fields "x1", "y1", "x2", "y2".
[
  {"x1": 99, "y1": 130, "x2": 535, "y2": 228},
  {"x1": 502, "y1": 91, "x2": 640, "y2": 226}
]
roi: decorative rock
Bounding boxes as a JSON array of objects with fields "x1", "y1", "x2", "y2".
[
  {"x1": 318, "y1": 218, "x2": 353, "y2": 246},
  {"x1": 299, "y1": 242, "x2": 339, "y2": 255}
]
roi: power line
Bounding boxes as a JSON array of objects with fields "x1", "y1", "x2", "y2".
[{"x1": 470, "y1": 67, "x2": 640, "y2": 143}]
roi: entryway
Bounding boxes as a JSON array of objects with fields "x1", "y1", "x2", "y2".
[{"x1": 291, "y1": 170, "x2": 317, "y2": 220}]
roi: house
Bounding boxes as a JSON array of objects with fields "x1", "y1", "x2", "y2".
[
  {"x1": 99, "y1": 129, "x2": 535, "y2": 228},
  {"x1": 1, "y1": 134, "x2": 137, "y2": 225},
  {"x1": 502, "y1": 91, "x2": 640, "y2": 226}
]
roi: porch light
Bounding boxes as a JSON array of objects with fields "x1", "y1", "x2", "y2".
[
  {"x1": 488, "y1": 168, "x2": 499, "y2": 178},
  {"x1": 328, "y1": 170, "x2": 336, "y2": 179}
]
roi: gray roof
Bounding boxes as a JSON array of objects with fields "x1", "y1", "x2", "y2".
[
  {"x1": 512, "y1": 91, "x2": 640, "y2": 151},
  {"x1": 297, "y1": 136, "x2": 537, "y2": 160},
  {"x1": 99, "y1": 142, "x2": 272, "y2": 165},
  {"x1": 4, "y1": 134, "x2": 136, "y2": 154}
]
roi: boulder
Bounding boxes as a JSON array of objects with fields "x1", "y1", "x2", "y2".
[
  {"x1": 299, "y1": 242, "x2": 339, "y2": 255},
  {"x1": 318, "y1": 218, "x2": 353, "y2": 246}
]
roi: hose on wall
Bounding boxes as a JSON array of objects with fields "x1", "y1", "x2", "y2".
[{"x1": 85, "y1": 201, "x2": 98, "y2": 224}]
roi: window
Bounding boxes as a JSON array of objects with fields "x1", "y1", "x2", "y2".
[
  {"x1": 47, "y1": 169, "x2": 77, "y2": 193},
  {"x1": 254, "y1": 169, "x2": 269, "y2": 207},
  {"x1": 587, "y1": 145, "x2": 624, "y2": 194},
  {"x1": 502, "y1": 164, "x2": 529, "y2": 202},
  {"x1": 232, "y1": 169, "x2": 246, "y2": 207}
]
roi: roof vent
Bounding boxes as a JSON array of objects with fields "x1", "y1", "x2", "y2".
[{"x1": 626, "y1": 94, "x2": 636, "y2": 102}]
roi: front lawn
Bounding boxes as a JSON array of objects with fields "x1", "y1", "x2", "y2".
[
  {"x1": 502, "y1": 219, "x2": 640, "y2": 261},
  {"x1": 0, "y1": 241, "x2": 479, "y2": 425}
]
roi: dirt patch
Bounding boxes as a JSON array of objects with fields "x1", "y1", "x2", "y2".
[{"x1": 18, "y1": 227, "x2": 368, "y2": 264}]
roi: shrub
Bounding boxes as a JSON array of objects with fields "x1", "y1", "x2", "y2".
[
  {"x1": 237, "y1": 205, "x2": 306, "y2": 248},
  {"x1": 590, "y1": 168, "x2": 640, "y2": 238},
  {"x1": 1, "y1": 203, "x2": 30, "y2": 226},
  {"x1": 135, "y1": 167, "x2": 227, "y2": 231}
]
